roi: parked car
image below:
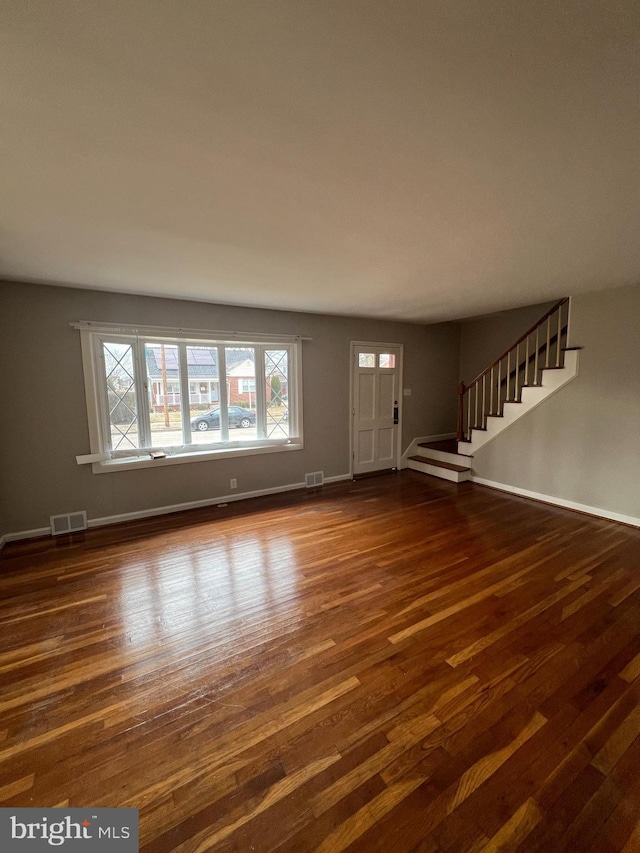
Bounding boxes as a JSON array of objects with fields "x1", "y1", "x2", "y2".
[{"x1": 190, "y1": 407, "x2": 256, "y2": 431}]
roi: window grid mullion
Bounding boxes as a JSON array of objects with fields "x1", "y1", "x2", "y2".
[
  {"x1": 291, "y1": 343, "x2": 301, "y2": 438},
  {"x1": 255, "y1": 346, "x2": 267, "y2": 440},
  {"x1": 218, "y1": 346, "x2": 229, "y2": 441},
  {"x1": 95, "y1": 336, "x2": 113, "y2": 452},
  {"x1": 136, "y1": 339, "x2": 151, "y2": 447},
  {"x1": 178, "y1": 343, "x2": 191, "y2": 445}
]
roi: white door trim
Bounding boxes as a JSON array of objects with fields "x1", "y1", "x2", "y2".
[{"x1": 349, "y1": 341, "x2": 404, "y2": 478}]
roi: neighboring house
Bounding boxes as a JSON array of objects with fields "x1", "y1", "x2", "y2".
[
  {"x1": 226, "y1": 355, "x2": 289, "y2": 407},
  {"x1": 226, "y1": 358, "x2": 256, "y2": 407},
  {"x1": 145, "y1": 346, "x2": 253, "y2": 411}
]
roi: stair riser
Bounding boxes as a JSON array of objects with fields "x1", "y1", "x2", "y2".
[
  {"x1": 417, "y1": 448, "x2": 474, "y2": 466},
  {"x1": 408, "y1": 460, "x2": 470, "y2": 483}
]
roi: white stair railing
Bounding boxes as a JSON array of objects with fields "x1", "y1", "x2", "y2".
[{"x1": 457, "y1": 298, "x2": 569, "y2": 442}]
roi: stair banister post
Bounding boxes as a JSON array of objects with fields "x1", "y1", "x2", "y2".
[{"x1": 456, "y1": 382, "x2": 465, "y2": 441}]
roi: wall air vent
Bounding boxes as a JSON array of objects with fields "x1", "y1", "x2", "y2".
[
  {"x1": 305, "y1": 471, "x2": 324, "y2": 488},
  {"x1": 50, "y1": 511, "x2": 88, "y2": 536}
]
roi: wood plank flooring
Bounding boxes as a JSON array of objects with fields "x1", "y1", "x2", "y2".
[{"x1": 0, "y1": 472, "x2": 639, "y2": 851}]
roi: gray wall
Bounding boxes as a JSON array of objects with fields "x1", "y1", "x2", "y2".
[
  {"x1": 459, "y1": 300, "x2": 555, "y2": 385},
  {"x1": 0, "y1": 280, "x2": 460, "y2": 534},
  {"x1": 3, "y1": 279, "x2": 635, "y2": 538},
  {"x1": 0, "y1": 487, "x2": 6, "y2": 541},
  {"x1": 468, "y1": 284, "x2": 640, "y2": 520}
]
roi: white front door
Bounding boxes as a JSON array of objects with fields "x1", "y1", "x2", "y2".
[{"x1": 351, "y1": 344, "x2": 402, "y2": 475}]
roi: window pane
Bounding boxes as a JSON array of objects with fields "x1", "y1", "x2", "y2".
[
  {"x1": 144, "y1": 343, "x2": 184, "y2": 447},
  {"x1": 379, "y1": 353, "x2": 396, "y2": 368},
  {"x1": 103, "y1": 342, "x2": 141, "y2": 450},
  {"x1": 265, "y1": 349, "x2": 289, "y2": 438},
  {"x1": 358, "y1": 353, "x2": 375, "y2": 367},
  {"x1": 186, "y1": 346, "x2": 221, "y2": 445},
  {"x1": 226, "y1": 347, "x2": 257, "y2": 441}
]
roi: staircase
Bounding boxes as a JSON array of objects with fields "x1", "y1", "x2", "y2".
[
  {"x1": 408, "y1": 298, "x2": 580, "y2": 482},
  {"x1": 408, "y1": 439, "x2": 472, "y2": 482}
]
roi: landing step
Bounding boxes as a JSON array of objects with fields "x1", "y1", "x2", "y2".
[
  {"x1": 409, "y1": 455, "x2": 469, "y2": 472},
  {"x1": 419, "y1": 439, "x2": 459, "y2": 454},
  {"x1": 417, "y1": 441, "x2": 473, "y2": 465},
  {"x1": 407, "y1": 455, "x2": 471, "y2": 483}
]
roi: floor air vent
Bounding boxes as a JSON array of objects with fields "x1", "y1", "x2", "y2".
[
  {"x1": 50, "y1": 511, "x2": 88, "y2": 536},
  {"x1": 305, "y1": 471, "x2": 324, "y2": 488}
]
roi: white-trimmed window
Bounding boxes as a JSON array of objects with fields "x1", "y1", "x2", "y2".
[{"x1": 77, "y1": 323, "x2": 304, "y2": 472}]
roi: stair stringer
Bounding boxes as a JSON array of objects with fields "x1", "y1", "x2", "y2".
[{"x1": 457, "y1": 350, "x2": 580, "y2": 457}]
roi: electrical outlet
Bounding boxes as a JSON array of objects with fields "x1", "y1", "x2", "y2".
[{"x1": 230, "y1": 478, "x2": 237, "y2": 489}]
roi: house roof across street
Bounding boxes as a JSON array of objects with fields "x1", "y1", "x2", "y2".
[{"x1": 145, "y1": 346, "x2": 253, "y2": 381}]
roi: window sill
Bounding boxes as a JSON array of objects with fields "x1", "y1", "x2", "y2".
[{"x1": 91, "y1": 440, "x2": 303, "y2": 474}]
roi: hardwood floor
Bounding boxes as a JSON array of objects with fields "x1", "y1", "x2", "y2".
[{"x1": 1, "y1": 472, "x2": 639, "y2": 852}]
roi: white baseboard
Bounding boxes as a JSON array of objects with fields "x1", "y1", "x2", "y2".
[
  {"x1": 1, "y1": 526, "x2": 50, "y2": 552},
  {"x1": 401, "y1": 433, "x2": 457, "y2": 468},
  {"x1": 87, "y1": 483, "x2": 302, "y2": 529},
  {"x1": 2, "y1": 526, "x2": 51, "y2": 546},
  {"x1": 470, "y1": 476, "x2": 640, "y2": 528},
  {"x1": 0, "y1": 475, "x2": 353, "y2": 548},
  {"x1": 324, "y1": 474, "x2": 352, "y2": 485}
]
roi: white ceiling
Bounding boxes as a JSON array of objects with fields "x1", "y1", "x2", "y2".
[{"x1": 2, "y1": 1, "x2": 639, "y2": 323}]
